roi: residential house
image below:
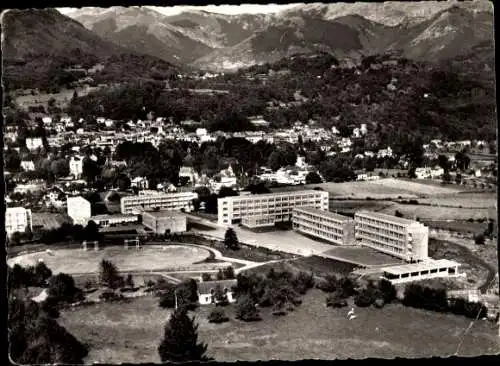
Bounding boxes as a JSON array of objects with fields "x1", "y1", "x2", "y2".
[
  {"x1": 20, "y1": 160, "x2": 35, "y2": 172},
  {"x1": 377, "y1": 146, "x2": 393, "y2": 158},
  {"x1": 131, "y1": 176, "x2": 149, "y2": 190},
  {"x1": 179, "y1": 166, "x2": 198, "y2": 185},
  {"x1": 69, "y1": 156, "x2": 83, "y2": 179},
  {"x1": 26, "y1": 137, "x2": 44, "y2": 151},
  {"x1": 197, "y1": 279, "x2": 238, "y2": 305},
  {"x1": 42, "y1": 117, "x2": 52, "y2": 125}
]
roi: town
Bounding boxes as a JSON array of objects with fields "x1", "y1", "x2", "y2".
[{"x1": 4, "y1": 3, "x2": 499, "y2": 364}]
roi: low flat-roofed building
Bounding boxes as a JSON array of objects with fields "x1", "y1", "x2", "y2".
[
  {"x1": 241, "y1": 214, "x2": 276, "y2": 229},
  {"x1": 292, "y1": 207, "x2": 355, "y2": 246},
  {"x1": 121, "y1": 192, "x2": 198, "y2": 215},
  {"x1": 354, "y1": 211, "x2": 428, "y2": 262},
  {"x1": 88, "y1": 214, "x2": 138, "y2": 227},
  {"x1": 381, "y1": 259, "x2": 461, "y2": 284},
  {"x1": 141, "y1": 210, "x2": 187, "y2": 234}
]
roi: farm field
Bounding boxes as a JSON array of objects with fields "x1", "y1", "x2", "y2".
[
  {"x1": 7, "y1": 245, "x2": 211, "y2": 275},
  {"x1": 15, "y1": 85, "x2": 101, "y2": 109},
  {"x1": 32, "y1": 212, "x2": 72, "y2": 230},
  {"x1": 329, "y1": 199, "x2": 393, "y2": 214},
  {"x1": 58, "y1": 290, "x2": 500, "y2": 363},
  {"x1": 425, "y1": 220, "x2": 489, "y2": 234},
  {"x1": 380, "y1": 203, "x2": 496, "y2": 221},
  {"x1": 416, "y1": 192, "x2": 497, "y2": 208}
]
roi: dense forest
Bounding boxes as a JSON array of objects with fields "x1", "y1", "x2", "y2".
[{"x1": 65, "y1": 53, "x2": 496, "y2": 142}]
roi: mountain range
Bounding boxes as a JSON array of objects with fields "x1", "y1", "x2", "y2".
[{"x1": 66, "y1": 1, "x2": 494, "y2": 71}]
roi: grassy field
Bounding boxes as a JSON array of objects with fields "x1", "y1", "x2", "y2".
[
  {"x1": 58, "y1": 290, "x2": 500, "y2": 363},
  {"x1": 15, "y1": 86, "x2": 100, "y2": 109},
  {"x1": 425, "y1": 220, "x2": 488, "y2": 234},
  {"x1": 329, "y1": 199, "x2": 393, "y2": 214},
  {"x1": 321, "y1": 246, "x2": 404, "y2": 267},
  {"x1": 416, "y1": 192, "x2": 497, "y2": 208},
  {"x1": 380, "y1": 203, "x2": 496, "y2": 221},
  {"x1": 428, "y1": 239, "x2": 496, "y2": 291},
  {"x1": 32, "y1": 213, "x2": 72, "y2": 230},
  {"x1": 7, "y1": 245, "x2": 212, "y2": 274}
]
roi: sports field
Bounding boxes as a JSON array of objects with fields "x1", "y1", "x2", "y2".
[
  {"x1": 58, "y1": 290, "x2": 500, "y2": 363},
  {"x1": 7, "y1": 245, "x2": 211, "y2": 275}
]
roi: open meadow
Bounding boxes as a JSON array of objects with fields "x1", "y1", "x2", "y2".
[
  {"x1": 58, "y1": 290, "x2": 500, "y2": 363},
  {"x1": 380, "y1": 203, "x2": 496, "y2": 221},
  {"x1": 15, "y1": 85, "x2": 101, "y2": 109}
]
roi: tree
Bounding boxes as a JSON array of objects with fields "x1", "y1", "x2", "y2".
[
  {"x1": 33, "y1": 262, "x2": 53, "y2": 287},
  {"x1": 235, "y1": 294, "x2": 261, "y2": 322},
  {"x1": 305, "y1": 171, "x2": 323, "y2": 184},
  {"x1": 158, "y1": 307, "x2": 210, "y2": 362},
  {"x1": 116, "y1": 174, "x2": 131, "y2": 191},
  {"x1": 437, "y1": 154, "x2": 450, "y2": 172},
  {"x1": 395, "y1": 210, "x2": 404, "y2": 218},
  {"x1": 474, "y1": 234, "x2": 486, "y2": 245},
  {"x1": 442, "y1": 171, "x2": 452, "y2": 183},
  {"x1": 208, "y1": 308, "x2": 229, "y2": 323},
  {"x1": 99, "y1": 260, "x2": 123, "y2": 289},
  {"x1": 125, "y1": 274, "x2": 134, "y2": 288},
  {"x1": 201, "y1": 273, "x2": 212, "y2": 282},
  {"x1": 223, "y1": 266, "x2": 235, "y2": 279},
  {"x1": 224, "y1": 228, "x2": 239, "y2": 250},
  {"x1": 47, "y1": 273, "x2": 83, "y2": 304},
  {"x1": 83, "y1": 221, "x2": 101, "y2": 241}
]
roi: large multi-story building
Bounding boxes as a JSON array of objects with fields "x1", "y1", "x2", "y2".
[
  {"x1": 354, "y1": 211, "x2": 429, "y2": 262},
  {"x1": 120, "y1": 192, "x2": 198, "y2": 215},
  {"x1": 67, "y1": 196, "x2": 92, "y2": 226},
  {"x1": 217, "y1": 190, "x2": 329, "y2": 226},
  {"x1": 292, "y1": 207, "x2": 355, "y2": 246},
  {"x1": 5, "y1": 207, "x2": 32, "y2": 236}
]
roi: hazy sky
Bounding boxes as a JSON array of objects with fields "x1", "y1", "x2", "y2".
[{"x1": 58, "y1": 4, "x2": 301, "y2": 16}]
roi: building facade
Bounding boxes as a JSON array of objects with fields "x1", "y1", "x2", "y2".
[
  {"x1": 354, "y1": 211, "x2": 429, "y2": 262},
  {"x1": 120, "y1": 192, "x2": 198, "y2": 215},
  {"x1": 5, "y1": 207, "x2": 33, "y2": 236},
  {"x1": 217, "y1": 189, "x2": 329, "y2": 226},
  {"x1": 141, "y1": 210, "x2": 187, "y2": 234},
  {"x1": 67, "y1": 196, "x2": 92, "y2": 226},
  {"x1": 292, "y1": 207, "x2": 355, "y2": 246}
]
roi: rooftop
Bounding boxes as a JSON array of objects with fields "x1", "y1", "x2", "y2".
[
  {"x1": 219, "y1": 189, "x2": 327, "y2": 201},
  {"x1": 355, "y1": 210, "x2": 422, "y2": 226},
  {"x1": 90, "y1": 214, "x2": 137, "y2": 220},
  {"x1": 198, "y1": 279, "x2": 238, "y2": 294},
  {"x1": 381, "y1": 259, "x2": 461, "y2": 276},
  {"x1": 293, "y1": 206, "x2": 352, "y2": 221},
  {"x1": 141, "y1": 210, "x2": 186, "y2": 218}
]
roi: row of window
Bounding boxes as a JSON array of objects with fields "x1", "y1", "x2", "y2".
[
  {"x1": 294, "y1": 218, "x2": 345, "y2": 234},
  {"x1": 360, "y1": 237, "x2": 405, "y2": 254},
  {"x1": 294, "y1": 212, "x2": 350, "y2": 226},
  {"x1": 357, "y1": 231, "x2": 406, "y2": 248},
  {"x1": 222, "y1": 194, "x2": 326, "y2": 205},
  {"x1": 297, "y1": 226, "x2": 343, "y2": 243},
  {"x1": 356, "y1": 224, "x2": 406, "y2": 239},
  {"x1": 355, "y1": 216, "x2": 408, "y2": 231}
]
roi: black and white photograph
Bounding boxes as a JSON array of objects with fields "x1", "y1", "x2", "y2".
[{"x1": 2, "y1": 0, "x2": 499, "y2": 363}]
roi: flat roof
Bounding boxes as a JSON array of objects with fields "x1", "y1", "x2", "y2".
[
  {"x1": 382, "y1": 259, "x2": 461, "y2": 275},
  {"x1": 293, "y1": 206, "x2": 352, "y2": 221},
  {"x1": 141, "y1": 210, "x2": 186, "y2": 218},
  {"x1": 90, "y1": 214, "x2": 137, "y2": 220},
  {"x1": 219, "y1": 190, "x2": 326, "y2": 201},
  {"x1": 122, "y1": 192, "x2": 197, "y2": 200},
  {"x1": 355, "y1": 210, "x2": 420, "y2": 226}
]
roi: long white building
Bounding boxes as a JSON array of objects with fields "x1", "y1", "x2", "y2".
[
  {"x1": 217, "y1": 189, "x2": 329, "y2": 226},
  {"x1": 292, "y1": 207, "x2": 355, "y2": 246},
  {"x1": 354, "y1": 211, "x2": 429, "y2": 262},
  {"x1": 5, "y1": 207, "x2": 32, "y2": 236},
  {"x1": 120, "y1": 192, "x2": 198, "y2": 215},
  {"x1": 67, "y1": 196, "x2": 92, "y2": 226}
]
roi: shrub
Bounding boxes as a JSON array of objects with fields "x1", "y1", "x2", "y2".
[
  {"x1": 373, "y1": 298, "x2": 385, "y2": 308},
  {"x1": 271, "y1": 303, "x2": 287, "y2": 316},
  {"x1": 208, "y1": 308, "x2": 229, "y2": 323},
  {"x1": 326, "y1": 293, "x2": 348, "y2": 308},
  {"x1": 354, "y1": 289, "x2": 374, "y2": 307},
  {"x1": 235, "y1": 294, "x2": 261, "y2": 322},
  {"x1": 201, "y1": 273, "x2": 212, "y2": 282},
  {"x1": 223, "y1": 266, "x2": 235, "y2": 279},
  {"x1": 474, "y1": 234, "x2": 486, "y2": 245},
  {"x1": 99, "y1": 289, "x2": 125, "y2": 302}
]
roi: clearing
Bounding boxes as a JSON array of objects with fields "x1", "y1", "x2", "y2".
[{"x1": 58, "y1": 290, "x2": 500, "y2": 363}]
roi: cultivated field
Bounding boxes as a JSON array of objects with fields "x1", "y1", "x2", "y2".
[
  {"x1": 7, "y1": 245, "x2": 211, "y2": 274},
  {"x1": 380, "y1": 204, "x2": 496, "y2": 221},
  {"x1": 58, "y1": 290, "x2": 500, "y2": 363},
  {"x1": 15, "y1": 85, "x2": 100, "y2": 109},
  {"x1": 32, "y1": 212, "x2": 72, "y2": 230},
  {"x1": 416, "y1": 192, "x2": 497, "y2": 208}
]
